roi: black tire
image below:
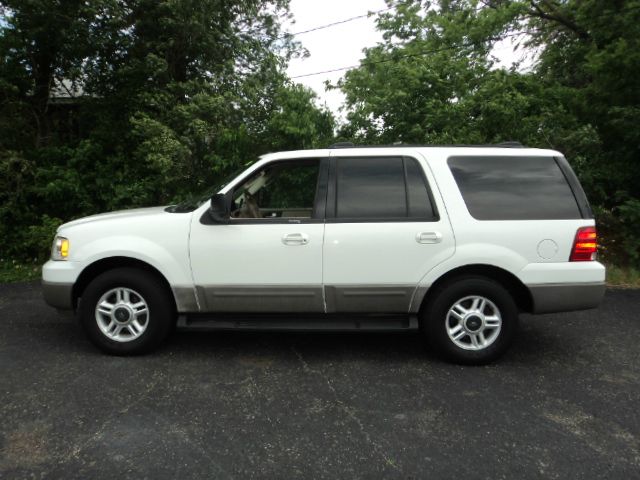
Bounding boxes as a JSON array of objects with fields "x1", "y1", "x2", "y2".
[
  {"x1": 422, "y1": 275, "x2": 518, "y2": 365},
  {"x1": 78, "y1": 267, "x2": 175, "y2": 355}
]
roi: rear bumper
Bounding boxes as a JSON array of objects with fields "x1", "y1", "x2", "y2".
[
  {"x1": 42, "y1": 280, "x2": 74, "y2": 310},
  {"x1": 529, "y1": 282, "x2": 605, "y2": 314}
]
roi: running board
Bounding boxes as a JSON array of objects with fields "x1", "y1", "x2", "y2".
[{"x1": 177, "y1": 313, "x2": 419, "y2": 332}]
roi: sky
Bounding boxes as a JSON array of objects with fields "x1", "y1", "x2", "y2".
[
  {"x1": 284, "y1": 0, "x2": 532, "y2": 121},
  {"x1": 285, "y1": 0, "x2": 388, "y2": 120}
]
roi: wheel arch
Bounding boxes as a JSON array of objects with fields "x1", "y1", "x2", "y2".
[
  {"x1": 72, "y1": 256, "x2": 177, "y2": 312},
  {"x1": 417, "y1": 264, "x2": 533, "y2": 315}
]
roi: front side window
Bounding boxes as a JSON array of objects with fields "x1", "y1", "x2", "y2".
[
  {"x1": 448, "y1": 156, "x2": 582, "y2": 220},
  {"x1": 231, "y1": 159, "x2": 320, "y2": 219},
  {"x1": 334, "y1": 156, "x2": 437, "y2": 220}
]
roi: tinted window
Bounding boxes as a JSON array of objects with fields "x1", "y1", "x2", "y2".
[
  {"x1": 448, "y1": 156, "x2": 582, "y2": 220},
  {"x1": 335, "y1": 156, "x2": 437, "y2": 220},
  {"x1": 337, "y1": 157, "x2": 406, "y2": 218},
  {"x1": 405, "y1": 158, "x2": 436, "y2": 219}
]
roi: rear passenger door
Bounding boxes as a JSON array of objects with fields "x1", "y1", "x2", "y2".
[{"x1": 322, "y1": 154, "x2": 455, "y2": 313}]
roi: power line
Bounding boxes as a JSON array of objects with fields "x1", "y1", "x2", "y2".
[
  {"x1": 290, "y1": 30, "x2": 533, "y2": 79},
  {"x1": 278, "y1": 6, "x2": 394, "y2": 40},
  {"x1": 283, "y1": 1, "x2": 640, "y2": 42},
  {"x1": 289, "y1": 4, "x2": 640, "y2": 79}
]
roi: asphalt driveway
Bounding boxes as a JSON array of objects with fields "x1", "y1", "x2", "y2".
[{"x1": 1, "y1": 282, "x2": 639, "y2": 479}]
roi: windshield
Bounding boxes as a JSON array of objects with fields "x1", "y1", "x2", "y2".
[{"x1": 165, "y1": 166, "x2": 248, "y2": 213}]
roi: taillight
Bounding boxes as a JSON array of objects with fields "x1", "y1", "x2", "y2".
[{"x1": 570, "y1": 226, "x2": 597, "y2": 261}]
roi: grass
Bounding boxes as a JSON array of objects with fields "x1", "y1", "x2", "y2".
[
  {"x1": 1, "y1": 258, "x2": 639, "y2": 288},
  {"x1": 0, "y1": 259, "x2": 42, "y2": 283},
  {"x1": 604, "y1": 263, "x2": 640, "y2": 288}
]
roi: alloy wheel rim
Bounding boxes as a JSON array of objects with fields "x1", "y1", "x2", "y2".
[
  {"x1": 95, "y1": 287, "x2": 149, "y2": 342},
  {"x1": 446, "y1": 295, "x2": 502, "y2": 351}
]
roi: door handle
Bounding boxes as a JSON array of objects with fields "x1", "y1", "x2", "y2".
[
  {"x1": 416, "y1": 231, "x2": 442, "y2": 244},
  {"x1": 282, "y1": 233, "x2": 309, "y2": 246}
]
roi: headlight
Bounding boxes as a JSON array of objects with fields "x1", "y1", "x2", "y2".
[{"x1": 51, "y1": 236, "x2": 70, "y2": 261}]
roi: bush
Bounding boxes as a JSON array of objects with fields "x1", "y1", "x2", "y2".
[
  {"x1": 616, "y1": 199, "x2": 640, "y2": 266},
  {"x1": 595, "y1": 199, "x2": 640, "y2": 268}
]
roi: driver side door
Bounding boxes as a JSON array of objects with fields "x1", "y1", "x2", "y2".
[{"x1": 189, "y1": 157, "x2": 329, "y2": 313}]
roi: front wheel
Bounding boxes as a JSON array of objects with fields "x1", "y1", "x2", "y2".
[
  {"x1": 423, "y1": 276, "x2": 519, "y2": 364},
  {"x1": 78, "y1": 268, "x2": 175, "y2": 355}
]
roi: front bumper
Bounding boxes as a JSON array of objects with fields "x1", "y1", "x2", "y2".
[
  {"x1": 42, "y1": 280, "x2": 74, "y2": 310},
  {"x1": 529, "y1": 282, "x2": 605, "y2": 314},
  {"x1": 42, "y1": 259, "x2": 81, "y2": 310}
]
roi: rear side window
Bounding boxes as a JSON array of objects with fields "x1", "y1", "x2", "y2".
[
  {"x1": 335, "y1": 156, "x2": 437, "y2": 220},
  {"x1": 337, "y1": 157, "x2": 406, "y2": 218},
  {"x1": 448, "y1": 156, "x2": 582, "y2": 220}
]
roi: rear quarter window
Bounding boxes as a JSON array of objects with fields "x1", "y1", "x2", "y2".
[{"x1": 448, "y1": 156, "x2": 583, "y2": 220}]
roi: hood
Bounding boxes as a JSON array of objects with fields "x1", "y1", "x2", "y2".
[{"x1": 59, "y1": 206, "x2": 170, "y2": 230}]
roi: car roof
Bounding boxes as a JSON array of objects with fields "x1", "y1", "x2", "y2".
[{"x1": 260, "y1": 144, "x2": 563, "y2": 162}]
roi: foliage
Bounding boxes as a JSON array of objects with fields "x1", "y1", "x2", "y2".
[
  {"x1": 0, "y1": 259, "x2": 41, "y2": 283},
  {"x1": 0, "y1": 0, "x2": 334, "y2": 261},
  {"x1": 337, "y1": 0, "x2": 640, "y2": 266},
  {"x1": 597, "y1": 199, "x2": 640, "y2": 267},
  {"x1": 605, "y1": 263, "x2": 640, "y2": 288}
]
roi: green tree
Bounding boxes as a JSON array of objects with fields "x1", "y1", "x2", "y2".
[{"x1": 0, "y1": 0, "x2": 335, "y2": 261}]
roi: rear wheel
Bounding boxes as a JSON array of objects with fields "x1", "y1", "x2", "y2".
[
  {"x1": 78, "y1": 267, "x2": 175, "y2": 355},
  {"x1": 423, "y1": 275, "x2": 518, "y2": 364}
]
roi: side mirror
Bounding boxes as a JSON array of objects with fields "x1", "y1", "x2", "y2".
[{"x1": 208, "y1": 193, "x2": 230, "y2": 223}]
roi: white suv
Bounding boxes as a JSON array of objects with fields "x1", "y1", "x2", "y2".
[{"x1": 42, "y1": 144, "x2": 605, "y2": 363}]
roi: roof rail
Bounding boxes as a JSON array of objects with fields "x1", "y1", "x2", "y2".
[
  {"x1": 329, "y1": 142, "x2": 355, "y2": 149},
  {"x1": 494, "y1": 141, "x2": 524, "y2": 148},
  {"x1": 328, "y1": 141, "x2": 525, "y2": 149}
]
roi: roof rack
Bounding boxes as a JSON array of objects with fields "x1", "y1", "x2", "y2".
[
  {"x1": 329, "y1": 142, "x2": 356, "y2": 149},
  {"x1": 494, "y1": 141, "x2": 524, "y2": 148},
  {"x1": 328, "y1": 141, "x2": 525, "y2": 149}
]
